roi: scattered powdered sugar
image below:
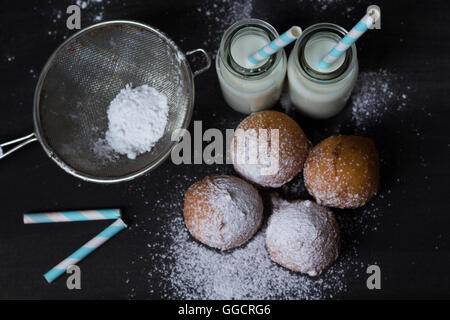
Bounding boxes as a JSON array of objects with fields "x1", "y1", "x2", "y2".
[
  {"x1": 75, "y1": 0, "x2": 106, "y2": 23},
  {"x1": 350, "y1": 69, "x2": 411, "y2": 129},
  {"x1": 266, "y1": 196, "x2": 340, "y2": 277},
  {"x1": 76, "y1": 0, "x2": 104, "y2": 10},
  {"x1": 280, "y1": 90, "x2": 295, "y2": 115},
  {"x1": 45, "y1": 0, "x2": 107, "y2": 40},
  {"x1": 144, "y1": 210, "x2": 361, "y2": 299},
  {"x1": 307, "y1": 0, "x2": 346, "y2": 13},
  {"x1": 92, "y1": 138, "x2": 118, "y2": 162},
  {"x1": 278, "y1": 68, "x2": 416, "y2": 134},
  {"x1": 102, "y1": 84, "x2": 169, "y2": 159},
  {"x1": 29, "y1": 68, "x2": 37, "y2": 79}
]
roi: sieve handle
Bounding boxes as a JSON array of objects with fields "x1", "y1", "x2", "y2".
[
  {"x1": 186, "y1": 49, "x2": 211, "y2": 77},
  {"x1": 0, "y1": 133, "x2": 37, "y2": 160}
]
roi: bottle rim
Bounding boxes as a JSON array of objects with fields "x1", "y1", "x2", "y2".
[
  {"x1": 293, "y1": 23, "x2": 357, "y2": 83},
  {"x1": 218, "y1": 18, "x2": 283, "y2": 80}
]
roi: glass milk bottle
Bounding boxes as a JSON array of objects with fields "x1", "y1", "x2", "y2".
[
  {"x1": 216, "y1": 19, "x2": 287, "y2": 114},
  {"x1": 287, "y1": 23, "x2": 358, "y2": 119}
]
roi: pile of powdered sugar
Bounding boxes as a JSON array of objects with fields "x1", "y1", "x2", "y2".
[{"x1": 104, "y1": 84, "x2": 169, "y2": 159}]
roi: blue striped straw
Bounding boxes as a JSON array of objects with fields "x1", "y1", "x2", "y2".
[
  {"x1": 44, "y1": 218, "x2": 127, "y2": 283},
  {"x1": 318, "y1": 8, "x2": 380, "y2": 70},
  {"x1": 248, "y1": 26, "x2": 302, "y2": 66},
  {"x1": 24, "y1": 209, "x2": 121, "y2": 224}
]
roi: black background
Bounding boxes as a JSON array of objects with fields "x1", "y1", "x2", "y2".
[{"x1": 0, "y1": 0, "x2": 449, "y2": 299}]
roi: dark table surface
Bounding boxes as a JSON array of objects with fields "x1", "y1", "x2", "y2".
[{"x1": 0, "y1": 0, "x2": 449, "y2": 299}]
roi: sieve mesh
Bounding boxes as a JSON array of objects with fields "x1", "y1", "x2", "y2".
[{"x1": 34, "y1": 21, "x2": 194, "y2": 182}]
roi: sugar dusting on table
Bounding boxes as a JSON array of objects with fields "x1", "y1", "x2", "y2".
[
  {"x1": 280, "y1": 68, "x2": 415, "y2": 132},
  {"x1": 350, "y1": 69, "x2": 411, "y2": 129},
  {"x1": 118, "y1": 174, "x2": 378, "y2": 300},
  {"x1": 147, "y1": 215, "x2": 351, "y2": 299}
]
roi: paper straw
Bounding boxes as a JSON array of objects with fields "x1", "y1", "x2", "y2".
[
  {"x1": 248, "y1": 26, "x2": 302, "y2": 66},
  {"x1": 24, "y1": 209, "x2": 121, "y2": 224},
  {"x1": 43, "y1": 218, "x2": 127, "y2": 283},
  {"x1": 318, "y1": 8, "x2": 380, "y2": 70}
]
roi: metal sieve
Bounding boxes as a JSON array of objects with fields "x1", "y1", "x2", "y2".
[{"x1": 0, "y1": 20, "x2": 210, "y2": 183}]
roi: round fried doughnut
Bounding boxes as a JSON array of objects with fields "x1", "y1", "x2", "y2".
[
  {"x1": 184, "y1": 174, "x2": 263, "y2": 250},
  {"x1": 304, "y1": 135, "x2": 380, "y2": 209},
  {"x1": 230, "y1": 110, "x2": 311, "y2": 188},
  {"x1": 266, "y1": 195, "x2": 340, "y2": 276}
]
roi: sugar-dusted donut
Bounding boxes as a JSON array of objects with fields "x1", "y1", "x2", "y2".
[
  {"x1": 230, "y1": 110, "x2": 311, "y2": 188},
  {"x1": 304, "y1": 135, "x2": 380, "y2": 209},
  {"x1": 266, "y1": 195, "x2": 340, "y2": 276},
  {"x1": 184, "y1": 174, "x2": 263, "y2": 250}
]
